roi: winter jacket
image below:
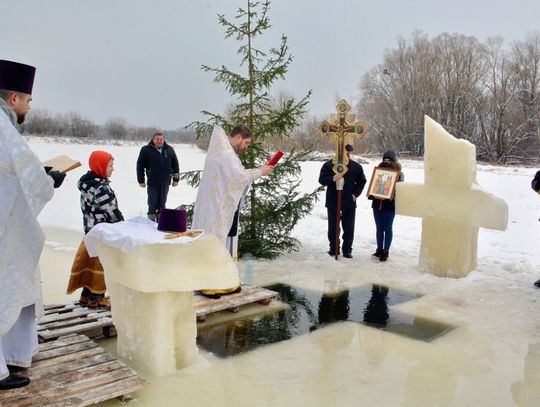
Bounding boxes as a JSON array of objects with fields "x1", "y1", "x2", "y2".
[
  {"x1": 78, "y1": 171, "x2": 124, "y2": 234},
  {"x1": 319, "y1": 158, "x2": 367, "y2": 211},
  {"x1": 136, "y1": 141, "x2": 180, "y2": 186},
  {"x1": 369, "y1": 161, "x2": 404, "y2": 211},
  {"x1": 532, "y1": 170, "x2": 540, "y2": 193}
]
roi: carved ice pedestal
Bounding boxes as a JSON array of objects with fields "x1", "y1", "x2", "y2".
[{"x1": 85, "y1": 218, "x2": 239, "y2": 376}]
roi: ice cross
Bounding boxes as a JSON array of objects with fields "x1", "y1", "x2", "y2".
[
  {"x1": 396, "y1": 115, "x2": 508, "y2": 277},
  {"x1": 197, "y1": 283, "x2": 456, "y2": 357},
  {"x1": 319, "y1": 99, "x2": 368, "y2": 175}
]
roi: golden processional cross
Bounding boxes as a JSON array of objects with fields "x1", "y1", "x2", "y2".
[
  {"x1": 319, "y1": 99, "x2": 368, "y2": 175},
  {"x1": 319, "y1": 99, "x2": 368, "y2": 260}
]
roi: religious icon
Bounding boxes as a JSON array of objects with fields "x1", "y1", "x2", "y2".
[{"x1": 366, "y1": 167, "x2": 400, "y2": 200}]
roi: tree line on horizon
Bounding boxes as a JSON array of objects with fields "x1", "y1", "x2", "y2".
[
  {"x1": 358, "y1": 30, "x2": 540, "y2": 164},
  {"x1": 21, "y1": 109, "x2": 197, "y2": 144}
]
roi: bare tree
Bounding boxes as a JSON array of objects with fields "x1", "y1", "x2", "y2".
[
  {"x1": 358, "y1": 31, "x2": 540, "y2": 163},
  {"x1": 104, "y1": 117, "x2": 129, "y2": 140},
  {"x1": 510, "y1": 33, "x2": 540, "y2": 159}
]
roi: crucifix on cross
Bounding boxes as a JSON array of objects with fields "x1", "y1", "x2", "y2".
[
  {"x1": 319, "y1": 99, "x2": 368, "y2": 176},
  {"x1": 319, "y1": 100, "x2": 368, "y2": 259}
]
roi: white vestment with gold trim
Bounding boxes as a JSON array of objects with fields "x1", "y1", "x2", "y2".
[
  {"x1": 0, "y1": 105, "x2": 54, "y2": 378},
  {"x1": 192, "y1": 126, "x2": 261, "y2": 257}
]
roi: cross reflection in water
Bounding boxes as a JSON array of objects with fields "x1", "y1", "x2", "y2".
[{"x1": 196, "y1": 283, "x2": 456, "y2": 357}]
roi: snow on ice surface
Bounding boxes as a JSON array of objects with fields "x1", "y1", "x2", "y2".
[
  {"x1": 29, "y1": 135, "x2": 540, "y2": 300},
  {"x1": 31, "y1": 137, "x2": 540, "y2": 406}
]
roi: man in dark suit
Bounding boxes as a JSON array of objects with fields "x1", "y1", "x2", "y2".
[
  {"x1": 136, "y1": 132, "x2": 180, "y2": 221},
  {"x1": 318, "y1": 144, "x2": 366, "y2": 258}
]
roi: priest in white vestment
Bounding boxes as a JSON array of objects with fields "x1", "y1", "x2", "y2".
[
  {"x1": 192, "y1": 125, "x2": 273, "y2": 294},
  {"x1": 0, "y1": 59, "x2": 65, "y2": 390}
]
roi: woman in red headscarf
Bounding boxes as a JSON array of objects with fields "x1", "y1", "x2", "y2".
[{"x1": 67, "y1": 150, "x2": 124, "y2": 309}]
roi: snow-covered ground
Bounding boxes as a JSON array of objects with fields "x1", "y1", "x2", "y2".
[{"x1": 32, "y1": 138, "x2": 540, "y2": 406}]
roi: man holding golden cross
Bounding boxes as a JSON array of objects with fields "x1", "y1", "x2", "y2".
[{"x1": 318, "y1": 100, "x2": 368, "y2": 260}]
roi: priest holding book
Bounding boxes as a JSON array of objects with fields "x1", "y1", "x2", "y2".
[
  {"x1": 0, "y1": 59, "x2": 65, "y2": 390},
  {"x1": 192, "y1": 125, "x2": 274, "y2": 296}
]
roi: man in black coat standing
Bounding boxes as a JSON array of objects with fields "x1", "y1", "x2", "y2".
[
  {"x1": 318, "y1": 144, "x2": 366, "y2": 258},
  {"x1": 532, "y1": 170, "x2": 540, "y2": 288},
  {"x1": 136, "y1": 132, "x2": 180, "y2": 221}
]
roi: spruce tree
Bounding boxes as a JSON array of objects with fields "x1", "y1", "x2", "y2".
[{"x1": 185, "y1": 0, "x2": 322, "y2": 259}]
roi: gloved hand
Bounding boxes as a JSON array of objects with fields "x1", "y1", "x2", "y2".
[{"x1": 48, "y1": 170, "x2": 66, "y2": 188}]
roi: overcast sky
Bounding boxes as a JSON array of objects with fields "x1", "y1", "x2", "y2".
[{"x1": 2, "y1": 0, "x2": 540, "y2": 130}]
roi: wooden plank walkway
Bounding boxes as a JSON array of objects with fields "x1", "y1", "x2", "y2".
[
  {"x1": 38, "y1": 302, "x2": 115, "y2": 342},
  {"x1": 38, "y1": 287, "x2": 279, "y2": 340},
  {"x1": 0, "y1": 334, "x2": 148, "y2": 407},
  {"x1": 193, "y1": 286, "x2": 278, "y2": 322}
]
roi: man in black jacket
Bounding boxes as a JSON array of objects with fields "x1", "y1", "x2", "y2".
[
  {"x1": 319, "y1": 144, "x2": 366, "y2": 258},
  {"x1": 532, "y1": 170, "x2": 540, "y2": 288},
  {"x1": 136, "y1": 132, "x2": 180, "y2": 221}
]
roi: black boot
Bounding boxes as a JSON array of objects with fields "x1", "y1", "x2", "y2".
[
  {"x1": 379, "y1": 249, "x2": 389, "y2": 261},
  {"x1": 0, "y1": 374, "x2": 30, "y2": 390},
  {"x1": 372, "y1": 248, "x2": 383, "y2": 258}
]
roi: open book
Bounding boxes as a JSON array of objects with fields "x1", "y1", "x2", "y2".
[{"x1": 42, "y1": 155, "x2": 81, "y2": 173}]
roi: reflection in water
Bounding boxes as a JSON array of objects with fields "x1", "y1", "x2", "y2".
[
  {"x1": 317, "y1": 289, "x2": 350, "y2": 325},
  {"x1": 363, "y1": 285, "x2": 389, "y2": 326},
  {"x1": 197, "y1": 283, "x2": 456, "y2": 357},
  {"x1": 512, "y1": 343, "x2": 540, "y2": 406}
]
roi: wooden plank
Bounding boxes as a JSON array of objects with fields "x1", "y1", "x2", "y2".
[
  {"x1": 32, "y1": 340, "x2": 98, "y2": 362},
  {"x1": 39, "y1": 311, "x2": 112, "y2": 330},
  {"x1": 45, "y1": 376, "x2": 147, "y2": 407},
  {"x1": 39, "y1": 308, "x2": 108, "y2": 325},
  {"x1": 22, "y1": 353, "x2": 117, "y2": 380},
  {"x1": 39, "y1": 317, "x2": 113, "y2": 340},
  {"x1": 35, "y1": 334, "x2": 87, "y2": 352},
  {"x1": 44, "y1": 301, "x2": 73, "y2": 310},
  {"x1": 43, "y1": 303, "x2": 77, "y2": 315},
  {"x1": 31, "y1": 347, "x2": 105, "y2": 370},
  {"x1": 193, "y1": 286, "x2": 278, "y2": 318},
  {"x1": 3, "y1": 367, "x2": 137, "y2": 407},
  {"x1": 43, "y1": 297, "x2": 108, "y2": 312},
  {"x1": 38, "y1": 305, "x2": 112, "y2": 341},
  {"x1": 0, "y1": 335, "x2": 148, "y2": 407}
]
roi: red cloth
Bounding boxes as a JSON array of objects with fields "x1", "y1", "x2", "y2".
[{"x1": 89, "y1": 150, "x2": 112, "y2": 178}]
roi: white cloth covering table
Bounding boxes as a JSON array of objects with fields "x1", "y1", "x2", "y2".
[{"x1": 85, "y1": 217, "x2": 240, "y2": 376}]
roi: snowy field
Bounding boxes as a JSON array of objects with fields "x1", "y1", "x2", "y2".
[{"x1": 32, "y1": 137, "x2": 540, "y2": 406}]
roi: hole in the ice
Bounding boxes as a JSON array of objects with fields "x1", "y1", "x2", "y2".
[{"x1": 196, "y1": 283, "x2": 456, "y2": 357}]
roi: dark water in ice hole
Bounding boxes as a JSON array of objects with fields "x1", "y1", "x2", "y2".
[{"x1": 196, "y1": 283, "x2": 456, "y2": 357}]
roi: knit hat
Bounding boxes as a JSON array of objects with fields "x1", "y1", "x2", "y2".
[
  {"x1": 345, "y1": 144, "x2": 353, "y2": 152},
  {"x1": 383, "y1": 150, "x2": 397, "y2": 162},
  {"x1": 89, "y1": 150, "x2": 112, "y2": 178},
  {"x1": 0, "y1": 60, "x2": 36, "y2": 94}
]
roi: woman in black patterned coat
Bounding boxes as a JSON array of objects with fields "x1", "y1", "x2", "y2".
[
  {"x1": 67, "y1": 150, "x2": 124, "y2": 308},
  {"x1": 78, "y1": 151, "x2": 124, "y2": 234}
]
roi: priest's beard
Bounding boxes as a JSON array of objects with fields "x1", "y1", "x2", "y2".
[{"x1": 17, "y1": 112, "x2": 26, "y2": 125}]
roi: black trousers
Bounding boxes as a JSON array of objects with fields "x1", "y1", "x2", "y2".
[
  {"x1": 327, "y1": 207, "x2": 356, "y2": 254},
  {"x1": 147, "y1": 183, "x2": 170, "y2": 215}
]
